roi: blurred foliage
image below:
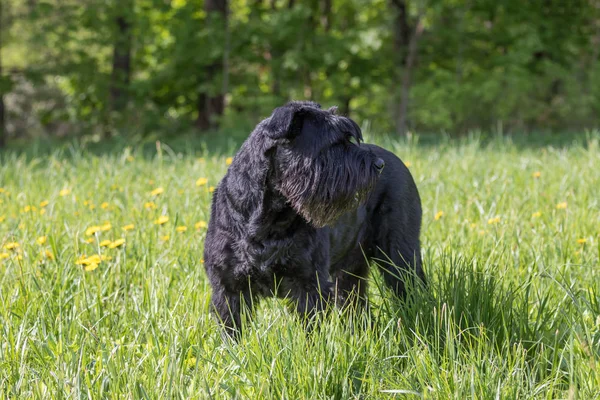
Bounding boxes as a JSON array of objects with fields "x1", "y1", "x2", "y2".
[{"x1": 1, "y1": 0, "x2": 600, "y2": 140}]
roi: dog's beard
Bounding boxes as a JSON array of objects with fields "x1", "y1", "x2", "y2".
[{"x1": 277, "y1": 146, "x2": 379, "y2": 228}]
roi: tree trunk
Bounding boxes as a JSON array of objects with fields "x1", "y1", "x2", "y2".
[
  {"x1": 390, "y1": 0, "x2": 424, "y2": 137},
  {"x1": 0, "y1": 1, "x2": 5, "y2": 149},
  {"x1": 196, "y1": 0, "x2": 228, "y2": 131},
  {"x1": 109, "y1": 1, "x2": 133, "y2": 114},
  {"x1": 397, "y1": 17, "x2": 423, "y2": 137}
]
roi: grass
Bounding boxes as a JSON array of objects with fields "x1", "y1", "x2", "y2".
[{"x1": 0, "y1": 132, "x2": 599, "y2": 398}]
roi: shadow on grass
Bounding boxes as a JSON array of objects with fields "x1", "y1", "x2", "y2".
[{"x1": 2, "y1": 129, "x2": 599, "y2": 163}]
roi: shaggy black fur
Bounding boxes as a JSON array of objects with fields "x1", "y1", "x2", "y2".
[{"x1": 203, "y1": 101, "x2": 425, "y2": 337}]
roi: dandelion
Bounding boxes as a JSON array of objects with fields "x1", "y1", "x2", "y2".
[
  {"x1": 144, "y1": 201, "x2": 157, "y2": 210},
  {"x1": 154, "y1": 216, "x2": 169, "y2": 225},
  {"x1": 40, "y1": 209, "x2": 46, "y2": 215},
  {"x1": 532, "y1": 171, "x2": 541, "y2": 178},
  {"x1": 0, "y1": 188, "x2": 4, "y2": 193},
  {"x1": 404, "y1": 161, "x2": 412, "y2": 168},
  {"x1": 200, "y1": 258, "x2": 204, "y2": 264},
  {"x1": 85, "y1": 263, "x2": 99, "y2": 272},
  {"x1": 86, "y1": 238, "x2": 95, "y2": 244},
  {"x1": 176, "y1": 226, "x2": 188, "y2": 232},
  {"x1": 4, "y1": 242, "x2": 19, "y2": 250},
  {"x1": 100, "y1": 222, "x2": 112, "y2": 231},
  {"x1": 556, "y1": 202, "x2": 567, "y2": 209},
  {"x1": 209, "y1": 186, "x2": 215, "y2": 193},
  {"x1": 109, "y1": 238, "x2": 126, "y2": 249},
  {"x1": 89, "y1": 204, "x2": 96, "y2": 210},
  {"x1": 161, "y1": 235, "x2": 170, "y2": 241},
  {"x1": 185, "y1": 357, "x2": 197, "y2": 368},
  {"x1": 86, "y1": 226, "x2": 102, "y2": 236},
  {"x1": 0, "y1": 216, "x2": 5, "y2": 222},
  {"x1": 37, "y1": 236, "x2": 47, "y2": 245},
  {"x1": 0, "y1": 252, "x2": 10, "y2": 260},
  {"x1": 101, "y1": 202, "x2": 110, "y2": 209},
  {"x1": 577, "y1": 238, "x2": 587, "y2": 245},
  {"x1": 23, "y1": 205, "x2": 34, "y2": 213},
  {"x1": 488, "y1": 217, "x2": 501, "y2": 225},
  {"x1": 196, "y1": 177, "x2": 208, "y2": 187},
  {"x1": 195, "y1": 221, "x2": 207, "y2": 230},
  {"x1": 43, "y1": 250, "x2": 55, "y2": 260},
  {"x1": 122, "y1": 224, "x2": 135, "y2": 231},
  {"x1": 100, "y1": 239, "x2": 112, "y2": 247},
  {"x1": 151, "y1": 187, "x2": 164, "y2": 196},
  {"x1": 59, "y1": 188, "x2": 71, "y2": 197},
  {"x1": 532, "y1": 211, "x2": 542, "y2": 218},
  {"x1": 434, "y1": 211, "x2": 444, "y2": 221},
  {"x1": 225, "y1": 157, "x2": 233, "y2": 166},
  {"x1": 40, "y1": 200, "x2": 49, "y2": 207}
]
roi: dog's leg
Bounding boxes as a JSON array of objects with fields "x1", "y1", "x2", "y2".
[
  {"x1": 210, "y1": 286, "x2": 253, "y2": 339},
  {"x1": 375, "y1": 236, "x2": 424, "y2": 299},
  {"x1": 332, "y1": 260, "x2": 369, "y2": 312}
]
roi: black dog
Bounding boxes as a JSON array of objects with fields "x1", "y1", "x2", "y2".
[{"x1": 204, "y1": 101, "x2": 424, "y2": 337}]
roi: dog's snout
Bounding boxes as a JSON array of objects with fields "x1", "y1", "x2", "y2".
[{"x1": 374, "y1": 158, "x2": 385, "y2": 171}]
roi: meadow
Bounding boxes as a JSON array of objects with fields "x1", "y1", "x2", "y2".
[{"x1": 0, "y1": 133, "x2": 599, "y2": 399}]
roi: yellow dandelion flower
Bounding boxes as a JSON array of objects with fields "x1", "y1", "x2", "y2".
[
  {"x1": 100, "y1": 222, "x2": 112, "y2": 231},
  {"x1": 99, "y1": 239, "x2": 112, "y2": 247},
  {"x1": 144, "y1": 201, "x2": 157, "y2": 210},
  {"x1": 23, "y1": 205, "x2": 33, "y2": 213},
  {"x1": 532, "y1": 171, "x2": 541, "y2": 178},
  {"x1": 577, "y1": 238, "x2": 587, "y2": 244},
  {"x1": 225, "y1": 157, "x2": 233, "y2": 166},
  {"x1": 122, "y1": 224, "x2": 135, "y2": 231},
  {"x1": 4, "y1": 242, "x2": 19, "y2": 250},
  {"x1": 84, "y1": 263, "x2": 99, "y2": 272},
  {"x1": 532, "y1": 211, "x2": 542, "y2": 218},
  {"x1": 40, "y1": 209, "x2": 46, "y2": 215},
  {"x1": 84, "y1": 200, "x2": 91, "y2": 206},
  {"x1": 200, "y1": 258, "x2": 204, "y2": 264},
  {"x1": 434, "y1": 211, "x2": 444, "y2": 221},
  {"x1": 556, "y1": 202, "x2": 567, "y2": 209},
  {"x1": 196, "y1": 177, "x2": 208, "y2": 187},
  {"x1": 0, "y1": 252, "x2": 10, "y2": 260},
  {"x1": 101, "y1": 202, "x2": 109, "y2": 209},
  {"x1": 154, "y1": 216, "x2": 169, "y2": 225},
  {"x1": 151, "y1": 187, "x2": 164, "y2": 196},
  {"x1": 470, "y1": 223, "x2": 477, "y2": 229},
  {"x1": 161, "y1": 235, "x2": 170, "y2": 241},
  {"x1": 86, "y1": 226, "x2": 102, "y2": 236},
  {"x1": 176, "y1": 226, "x2": 187, "y2": 232},
  {"x1": 479, "y1": 230, "x2": 486, "y2": 235},
  {"x1": 37, "y1": 236, "x2": 47, "y2": 245},
  {"x1": 0, "y1": 188, "x2": 4, "y2": 193},
  {"x1": 185, "y1": 357, "x2": 197, "y2": 368},
  {"x1": 487, "y1": 217, "x2": 501, "y2": 225},
  {"x1": 109, "y1": 238, "x2": 126, "y2": 248},
  {"x1": 86, "y1": 237, "x2": 95, "y2": 244},
  {"x1": 0, "y1": 216, "x2": 5, "y2": 222},
  {"x1": 59, "y1": 188, "x2": 71, "y2": 197},
  {"x1": 40, "y1": 200, "x2": 49, "y2": 208},
  {"x1": 89, "y1": 204, "x2": 96, "y2": 210},
  {"x1": 404, "y1": 161, "x2": 412, "y2": 167},
  {"x1": 209, "y1": 186, "x2": 215, "y2": 193},
  {"x1": 44, "y1": 250, "x2": 55, "y2": 260},
  {"x1": 195, "y1": 221, "x2": 207, "y2": 230}
]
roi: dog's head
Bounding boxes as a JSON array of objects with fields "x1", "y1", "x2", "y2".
[{"x1": 254, "y1": 101, "x2": 384, "y2": 227}]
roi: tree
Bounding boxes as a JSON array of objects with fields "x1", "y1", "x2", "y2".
[
  {"x1": 196, "y1": 0, "x2": 229, "y2": 131},
  {"x1": 109, "y1": 0, "x2": 134, "y2": 114}
]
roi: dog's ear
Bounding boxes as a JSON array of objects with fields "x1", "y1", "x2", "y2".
[{"x1": 264, "y1": 105, "x2": 308, "y2": 140}]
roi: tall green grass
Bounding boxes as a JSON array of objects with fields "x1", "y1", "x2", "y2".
[{"x1": 0, "y1": 133, "x2": 599, "y2": 398}]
